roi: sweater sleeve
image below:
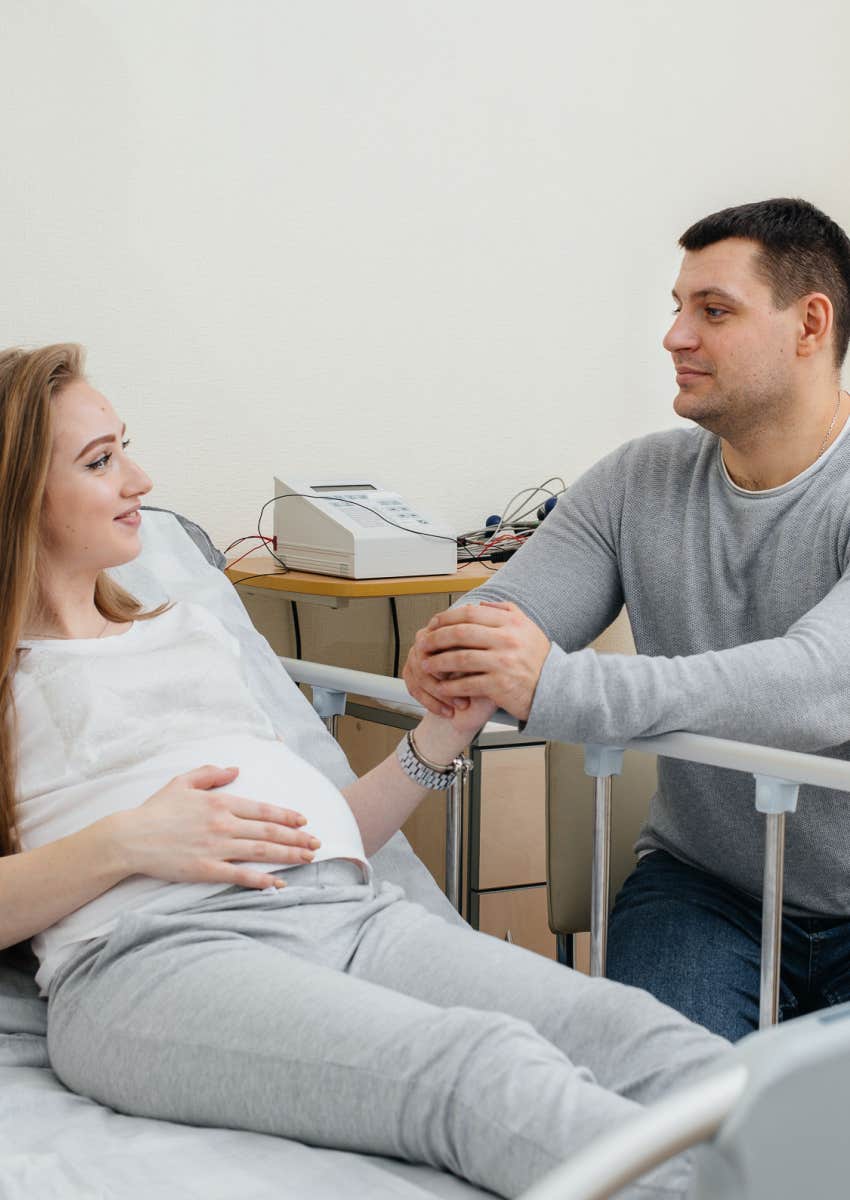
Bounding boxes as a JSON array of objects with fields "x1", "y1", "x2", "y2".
[
  {"x1": 458, "y1": 444, "x2": 629, "y2": 650},
  {"x1": 524, "y1": 563, "x2": 850, "y2": 753}
]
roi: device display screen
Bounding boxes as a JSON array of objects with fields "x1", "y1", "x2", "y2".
[{"x1": 311, "y1": 484, "x2": 377, "y2": 493}]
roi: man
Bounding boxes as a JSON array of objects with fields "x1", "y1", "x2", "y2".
[{"x1": 403, "y1": 197, "x2": 850, "y2": 1042}]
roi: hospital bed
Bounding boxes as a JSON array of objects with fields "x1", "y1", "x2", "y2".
[{"x1": 2, "y1": 508, "x2": 850, "y2": 1200}]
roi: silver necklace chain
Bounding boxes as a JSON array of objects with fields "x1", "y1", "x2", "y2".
[{"x1": 817, "y1": 390, "x2": 844, "y2": 459}]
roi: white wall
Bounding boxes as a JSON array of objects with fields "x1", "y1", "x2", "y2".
[{"x1": 2, "y1": 0, "x2": 849, "y2": 548}]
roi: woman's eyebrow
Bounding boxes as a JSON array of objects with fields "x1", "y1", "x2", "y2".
[{"x1": 75, "y1": 423, "x2": 127, "y2": 462}]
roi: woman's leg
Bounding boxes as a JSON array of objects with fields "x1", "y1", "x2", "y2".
[
  {"x1": 348, "y1": 888, "x2": 730, "y2": 1108},
  {"x1": 47, "y1": 893, "x2": 703, "y2": 1199}
]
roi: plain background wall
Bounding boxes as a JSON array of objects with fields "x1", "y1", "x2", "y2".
[{"x1": 2, "y1": 0, "x2": 849, "y2": 549}]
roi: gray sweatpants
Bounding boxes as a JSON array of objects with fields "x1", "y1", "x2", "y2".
[{"x1": 47, "y1": 861, "x2": 728, "y2": 1198}]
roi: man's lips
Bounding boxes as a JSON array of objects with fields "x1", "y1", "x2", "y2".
[{"x1": 675, "y1": 365, "x2": 710, "y2": 381}]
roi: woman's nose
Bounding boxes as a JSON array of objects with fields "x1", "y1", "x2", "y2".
[{"x1": 125, "y1": 459, "x2": 152, "y2": 497}]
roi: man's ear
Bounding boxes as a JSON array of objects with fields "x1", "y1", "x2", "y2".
[{"x1": 797, "y1": 292, "x2": 834, "y2": 359}]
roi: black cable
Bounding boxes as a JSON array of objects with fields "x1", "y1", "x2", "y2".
[
  {"x1": 389, "y1": 597, "x2": 400, "y2": 677},
  {"x1": 230, "y1": 569, "x2": 289, "y2": 588},
  {"x1": 457, "y1": 528, "x2": 535, "y2": 571},
  {"x1": 290, "y1": 601, "x2": 302, "y2": 660}
]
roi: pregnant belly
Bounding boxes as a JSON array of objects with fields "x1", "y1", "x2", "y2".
[
  {"x1": 20, "y1": 731, "x2": 367, "y2": 873},
  {"x1": 171, "y1": 732, "x2": 368, "y2": 871}
]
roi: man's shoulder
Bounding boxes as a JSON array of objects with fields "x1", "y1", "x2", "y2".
[
  {"x1": 617, "y1": 424, "x2": 712, "y2": 463},
  {"x1": 592, "y1": 425, "x2": 713, "y2": 490}
]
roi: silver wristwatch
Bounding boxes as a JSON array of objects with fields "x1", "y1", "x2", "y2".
[{"x1": 395, "y1": 730, "x2": 458, "y2": 790}]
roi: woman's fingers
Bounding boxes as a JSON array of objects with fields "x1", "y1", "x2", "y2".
[
  {"x1": 205, "y1": 862, "x2": 290, "y2": 891},
  {"x1": 199, "y1": 791, "x2": 321, "y2": 861},
  {"x1": 226, "y1": 838, "x2": 318, "y2": 865},
  {"x1": 218, "y1": 794, "x2": 309, "y2": 828},
  {"x1": 182, "y1": 763, "x2": 241, "y2": 789},
  {"x1": 226, "y1": 815, "x2": 320, "y2": 854}
]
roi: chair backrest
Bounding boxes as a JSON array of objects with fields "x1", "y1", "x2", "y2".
[{"x1": 546, "y1": 609, "x2": 656, "y2": 934}]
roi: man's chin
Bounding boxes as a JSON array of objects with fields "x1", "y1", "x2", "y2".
[{"x1": 673, "y1": 390, "x2": 720, "y2": 429}]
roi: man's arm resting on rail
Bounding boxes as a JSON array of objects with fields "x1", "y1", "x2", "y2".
[{"x1": 422, "y1": 572, "x2": 850, "y2": 752}]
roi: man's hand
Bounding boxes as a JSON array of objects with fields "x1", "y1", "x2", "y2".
[{"x1": 409, "y1": 600, "x2": 551, "y2": 723}]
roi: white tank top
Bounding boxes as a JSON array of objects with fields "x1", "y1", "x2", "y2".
[{"x1": 15, "y1": 601, "x2": 366, "y2": 993}]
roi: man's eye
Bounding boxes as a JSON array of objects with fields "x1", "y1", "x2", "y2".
[
  {"x1": 705, "y1": 307, "x2": 726, "y2": 319},
  {"x1": 671, "y1": 306, "x2": 682, "y2": 315}
]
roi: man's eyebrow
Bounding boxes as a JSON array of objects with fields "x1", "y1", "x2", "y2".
[
  {"x1": 671, "y1": 287, "x2": 742, "y2": 304},
  {"x1": 74, "y1": 423, "x2": 127, "y2": 462}
]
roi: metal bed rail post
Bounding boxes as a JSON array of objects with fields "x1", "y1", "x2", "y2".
[
  {"x1": 310, "y1": 685, "x2": 347, "y2": 738},
  {"x1": 583, "y1": 745, "x2": 625, "y2": 978},
  {"x1": 753, "y1": 774, "x2": 799, "y2": 1029},
  {"x1": 445, "y1": 755, "x2": 472, "y2": 912}
]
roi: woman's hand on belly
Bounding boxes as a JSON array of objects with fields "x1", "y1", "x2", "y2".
[{"x1": 109, "y1": 764, "x2": 322, "y2": 890}]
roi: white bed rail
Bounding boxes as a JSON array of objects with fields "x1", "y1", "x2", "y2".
[
  {"x1": 279, "y1": 657, "x2": 850, "y2": 1029},
  {"x1": 519, "y1": 1063, "x2": 749, "y2": 1200}
]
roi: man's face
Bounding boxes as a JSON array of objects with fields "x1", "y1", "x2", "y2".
[{"x1": 663, "y1": 238, "x2": 803, "y2": 439}]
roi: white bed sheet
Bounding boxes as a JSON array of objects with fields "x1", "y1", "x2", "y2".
[{"x1": 0, "y1": 1061, "x2": 491, "y2": 1199}]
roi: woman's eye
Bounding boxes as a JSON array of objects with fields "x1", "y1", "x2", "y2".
[
  {"x1": 86, "y1": 438, "x2": 129, "y2": 471},
  {"x1": 671, "y1": 306, "x2": 682, "y2": 315}
]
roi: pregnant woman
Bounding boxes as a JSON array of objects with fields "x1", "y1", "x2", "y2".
[{"x1": 0, "y1": 344, "x2": 727, "y2": 1199}]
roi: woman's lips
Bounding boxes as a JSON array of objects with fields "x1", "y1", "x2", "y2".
[{"x1": 115, "y1": 510, "x2": 141, "y2": 527}]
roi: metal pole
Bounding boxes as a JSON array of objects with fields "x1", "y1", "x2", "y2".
[
  {"x1": 752, "y1": 774, "x2": 797, "y2": 1030},
  {"x1": 590, "y1": 775, "x2": 612, "y2": 977},
  {"x1": 760, "y1": 811, "x2": 785, "y2": 1029},
  {"x1": 445, "y1": 755, "x2": 471, "y2": 912},
  {"x1": 322, "y1": 714, "x2": 339, "y2": 739}
]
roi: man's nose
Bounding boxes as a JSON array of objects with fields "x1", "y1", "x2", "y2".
[{"x1": 663, "y1": 311, "x2": 699, "y2": 354}]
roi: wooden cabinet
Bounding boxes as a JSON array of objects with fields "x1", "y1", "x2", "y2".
[
  {"x1": 468, "y1": 739, "x2": 554, "y2": 959},
  {"x1": 472, "y1": 885, "x2": 553, "y2": 958}
]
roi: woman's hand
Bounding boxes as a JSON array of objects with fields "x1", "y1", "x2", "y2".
[
  {"x1": 115, "y1": 764, "x2": 321, "y2": 891},
  {"x1": 410, "y1": 696, "x2": 497, "y2": 770},
  {"x1": 445, "y1": 695, "x2": 497, "y2": 740}
]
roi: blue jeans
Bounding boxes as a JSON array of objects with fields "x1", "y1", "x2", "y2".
[{"x1": 606, "y1": 850, "x2": 850, "y2": 1042}]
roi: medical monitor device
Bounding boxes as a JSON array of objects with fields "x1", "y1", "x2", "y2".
[{"x1": 272, "y1": 478, "x2": 457, "y2": 578}]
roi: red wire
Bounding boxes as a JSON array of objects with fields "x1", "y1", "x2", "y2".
[{"x1": 227, "y1": 539, "x2": 273, "y2": 567}]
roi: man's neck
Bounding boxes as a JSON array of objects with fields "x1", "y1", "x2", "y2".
[{"x1": 721, "y1": 387, "x2": 848, "y2": 491}]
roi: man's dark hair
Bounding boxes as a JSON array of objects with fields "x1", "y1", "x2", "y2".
[{"x1": 680, "y1": 198, "x2": 850, "y2": 369}]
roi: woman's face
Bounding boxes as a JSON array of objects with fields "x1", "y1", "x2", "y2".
[{"x1": 41, "y1": 379, "x2": 152, "y2": 574}]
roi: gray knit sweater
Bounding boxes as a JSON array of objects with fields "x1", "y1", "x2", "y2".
[{"x1": 468, "y1": 424, "x2": 850, "y2": 915}]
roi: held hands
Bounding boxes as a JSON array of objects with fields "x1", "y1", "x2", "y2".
[
  {"x1": 118, "y1": 764, "x2": 321, "y2": 891},
  {"x1": 403, "y1": 600, "x2": 551, "y2": 724}
]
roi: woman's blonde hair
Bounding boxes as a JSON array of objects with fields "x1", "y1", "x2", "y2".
[{"x1": 0, "y1": 345, "x2": 167, "y2": 857}]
